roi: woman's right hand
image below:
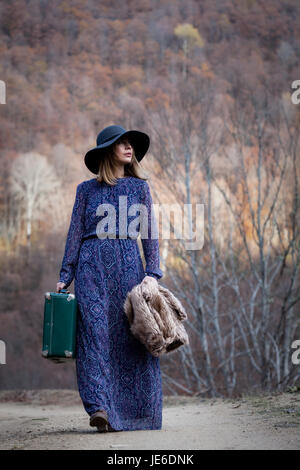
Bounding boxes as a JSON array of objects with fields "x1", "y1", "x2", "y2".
[{"x1": 56, "y1": 281, "x2": 66, "y2": 293}]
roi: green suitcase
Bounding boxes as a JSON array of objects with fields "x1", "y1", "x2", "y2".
[{"x1": 42, "y1": 289, "x2": 78, "y2": 363}]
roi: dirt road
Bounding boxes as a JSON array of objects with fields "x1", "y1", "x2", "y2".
[{"x1": 0, "y1": 390, "x2": 299, "y2": 450}]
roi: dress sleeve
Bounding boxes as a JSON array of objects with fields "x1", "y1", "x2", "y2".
[
  {"x1": 59, "y1": 183, "x2": 86, "y2": 288},
  {"x1": 140, "y1": 181, "x2": 163, "y2": 280}
]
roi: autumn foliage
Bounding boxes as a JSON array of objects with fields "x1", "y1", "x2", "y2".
[{"x1": 0, "y1": 0, "x2": 300, "y2": 394}]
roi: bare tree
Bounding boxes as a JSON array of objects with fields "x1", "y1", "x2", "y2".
[
  {"x1": 146, "y1": 75, "x2": 300, "y2": 397},
  {"x1": 9, "y1": 152, "x2": 62, "y2": 249},
  {"x1": 213, "y1": 82, "x2": 300, "y2": 392},
  {"x1": 147, "y1": 75, "x2": 232, "y2": 397}
]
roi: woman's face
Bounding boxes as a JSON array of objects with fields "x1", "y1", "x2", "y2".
[{"x1": 114, "y1": 137, "x2": 133, "y2": 163}]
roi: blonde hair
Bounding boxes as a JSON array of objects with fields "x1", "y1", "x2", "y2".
[{"x1": 95, "y1": 142, "x2": 149, "y2": 185}]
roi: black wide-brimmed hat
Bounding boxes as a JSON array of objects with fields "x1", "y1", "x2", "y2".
[{"x1": 84, "y1": 125, "x2": 150, "y2": 174}]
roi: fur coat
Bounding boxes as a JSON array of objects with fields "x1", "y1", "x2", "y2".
[{"x1": 123, "y1": 276, "x2": 189, "y2": 357}]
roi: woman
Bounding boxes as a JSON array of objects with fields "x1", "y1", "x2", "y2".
[{"x1": 56, "y1": 125, "x2": 163, "y2": 433}]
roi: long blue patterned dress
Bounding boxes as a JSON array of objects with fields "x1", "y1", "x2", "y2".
[{"x1": 58, "y1": 176, "x2": 163, "y2": 431}]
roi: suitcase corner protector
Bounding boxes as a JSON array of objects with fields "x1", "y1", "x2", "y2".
[{"x1": 64, "y1": 350, "x2": 73, "y2": 358}]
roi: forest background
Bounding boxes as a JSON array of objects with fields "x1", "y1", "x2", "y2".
[{"x1": 0, "y1": 0, "x2": 300, "y2": 397}]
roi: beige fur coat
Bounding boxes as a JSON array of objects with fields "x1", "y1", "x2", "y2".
[{"x1": 123, "y1": 276, "x2": 189, "y2": 357}]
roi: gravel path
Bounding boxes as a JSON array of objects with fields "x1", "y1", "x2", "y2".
[{"x1": 0, "y1": 390, "x2": 299, "y2": 450}]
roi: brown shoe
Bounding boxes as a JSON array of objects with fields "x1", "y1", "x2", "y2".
[
  {"x1": 90, "y1": 410, "x2": 109, "y2": 432},
  {"x1": 107, "y1": 422, "x2": 118, "y2": 432}
]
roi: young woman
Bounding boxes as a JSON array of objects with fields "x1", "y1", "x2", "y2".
[{"x1": 56, "y1": 125, "x2": 163, "y2": 433}]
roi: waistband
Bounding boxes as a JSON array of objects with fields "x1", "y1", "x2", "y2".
[{"x1": 82, "y1": 234, "x2": 136, "y2": 241}]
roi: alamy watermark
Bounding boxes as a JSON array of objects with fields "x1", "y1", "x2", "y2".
[
  {"x1": 0, "y1": 340, "x2": 6, "y2": 365},
  {"x1": 291, "y1": 340, "x2": 300, "y2": 365},
  {"x1": 291, "y1": 80, "x2": 300, "y2": 104},
  {"x1": 0, "y1": 80, "x2": 5, "y2": 104},
  {"x1": 94, "y1": 197, "x2": 204, "y2": 251}
]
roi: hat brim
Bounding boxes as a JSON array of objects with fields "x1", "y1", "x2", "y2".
[{"x1": 84, "y1": 130, "x2": 150, "y2": 174}]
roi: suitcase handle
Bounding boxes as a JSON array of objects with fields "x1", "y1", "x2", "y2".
[{"x1": 59, "y1": 288, "x2": 71, "y2": 294}]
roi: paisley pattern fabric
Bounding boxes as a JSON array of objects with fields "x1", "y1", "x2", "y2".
[{"x1": 59, "y1": 176, "x2": 163, "y2": 431}]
